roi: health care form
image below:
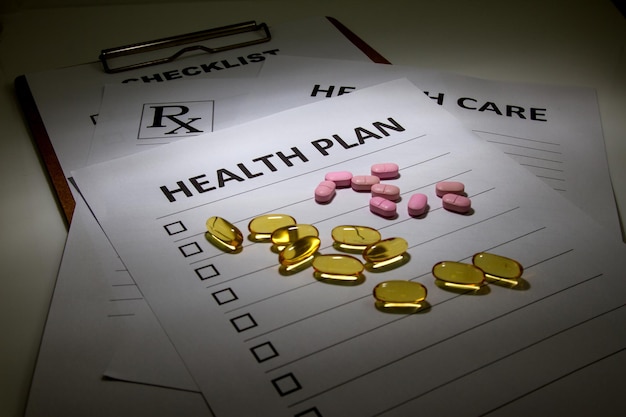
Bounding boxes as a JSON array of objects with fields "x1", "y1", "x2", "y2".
[
  {"x1": 73, "y1": 79, "x2": 626, "y2": 416},
  {"x1": 240, "y1": 56, "x2": 621, "y2": 239}
]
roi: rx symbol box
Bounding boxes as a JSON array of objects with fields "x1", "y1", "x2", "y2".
[{"x1": 138, "y1": 100, "x2": 215, "y2": 139}]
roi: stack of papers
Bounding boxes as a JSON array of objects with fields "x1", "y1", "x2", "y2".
[{"x1": 24, "y1": 16, "x2": 625, "y2": 417}]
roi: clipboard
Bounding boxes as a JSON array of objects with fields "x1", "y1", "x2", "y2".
[{"x1": 14, "y1": 16, "x2": 390, "y2": 227}]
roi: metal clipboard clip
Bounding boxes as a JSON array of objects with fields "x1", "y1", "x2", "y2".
[{"x1": 99, "y1": 20, "x2": 271, "y2": 73}]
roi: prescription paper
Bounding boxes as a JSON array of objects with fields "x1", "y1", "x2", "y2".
[
  {"x1": 87, "y1": 78, "x2": 258, "y2": 165},
  {"x1": 73, "y1": 79, "x2": 626, "y2": 416}
]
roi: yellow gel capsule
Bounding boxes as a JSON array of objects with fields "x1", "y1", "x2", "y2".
[
  {"x1": 373, "y1": 280, "x2": 427, "y2": 308},
  {"x1": 363, "y1": 237, "x2": 408, "y2": 268},
  {"x1": 248, "y1": 214, "x2": 296, "y2": 241},
  {"x1": 278, "y1": 236, "x2": 321, "y2": 271},
  {"x1": 472, "y1": 252, "x2": 523, "y2": 285},
  {"x1": 205, "y1": 216, "x2": 244, "y2": 252},
  {"x1": 331, "y1": 225, "x2": 382, "y2": 251},
  {"x1": 312, "y1": 254, "x2": 364, "y2": 281},
  {"x1": 432, "y1": 261, "x2": 485, "y2": 290},
  {"x1": 271, "y1": 224, "x2": 319, "y2": 250}
]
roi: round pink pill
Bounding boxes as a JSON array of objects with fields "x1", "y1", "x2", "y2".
[
  {"x1": 351, "y1": 175, "x2": 380, "y2": 191},
  {"x1": 407, "y1": 193, "x2": 428, "y2": 217},
  {"x1": 371, "y1": 162, "x2": 399, "y2": 179},
  {"x1": 325, "y1": 171, "x2": 353, "y2": 188},
  {"x1": 371, "y1": 183, "x2": 400, "y2": 202},
  {"x1": 435, "y1": 181, "x2": 465, "y2": 198},
  {"x1": 315, "y1": 180, "x2": 336, "y2": 203},
  {"x1": 369, "y1": 196, "x2": 397, "y2": 218},
  {"x1": 442, "y1": 193, "x2": 471, "y2": 214}
]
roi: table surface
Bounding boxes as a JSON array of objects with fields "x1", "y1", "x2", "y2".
[{"x1": 1, "y1": 1, "x2": 624, "y2": 416}]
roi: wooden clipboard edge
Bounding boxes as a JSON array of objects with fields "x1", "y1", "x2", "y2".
[
  {"x1": 14, "y1": 16, "x2": 389, "y2": 227},
  {"x1": 15, "y1": 75, "x2": 74, "y2": 227},
  {"x1": 326, "y1": 16, "x2": 391, "y2": 65}
]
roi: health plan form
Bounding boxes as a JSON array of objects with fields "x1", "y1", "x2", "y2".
[{"x1": 73, "y1": 79, "x2": 626, "y2": 416}]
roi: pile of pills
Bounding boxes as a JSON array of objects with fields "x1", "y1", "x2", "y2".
[
  {"x1": 315, "y1": 162, "x2": 472, "y2": 217},
  {"x1": 205, "y1": 214, "x2": 411, "y2": 285},
  {"x1": 204, "y1": 213, "x2": 523, "y2": 312},
  {"x1": 252, "y1": 215, "x2": 409, "y2": 276}
]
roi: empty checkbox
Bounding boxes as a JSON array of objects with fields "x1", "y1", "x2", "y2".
[
  {"x1": 212, "y1": 288, "x2": 238, "y2": 305},
  {"x1": 250, "y1": 342, "x2": 278, "y2": 363},
  {"x1": 195, "y1": 264, "x2": 219, "y2": 281},
  {"x1": 230, "y1": 313, "x2": 257, "y2": 332},
  {"x1": 163, "y1": 221, "x2": 187, "y2": 235},
  {"x1": 271, "y1": 373, "x2": 301, "y2": 396},
  {"x1": 179, "y1": 242, "x2": 202, "y2": 257},
  {"x1": 294, "y1": 408, "x2": 322, "y2": 417}
]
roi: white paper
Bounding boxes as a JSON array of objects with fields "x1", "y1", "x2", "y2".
[
  {"x1": 25, "y1": 197, "x2": 209, "y2": 417},
  {"x1": 240, "y1": 56, "x2": 620, "y2": 237},
  {"x1": 73, "y1": 79, "x2": 626, "y2": 416}
]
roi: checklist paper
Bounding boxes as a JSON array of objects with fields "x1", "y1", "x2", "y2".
[{"x1": 73, "y1": 79, "x2": 626, "y2": 416}]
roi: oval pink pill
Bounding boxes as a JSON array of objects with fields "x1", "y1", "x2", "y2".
[
  {"x1": 371, "y1": 183, "x2": 400, "y2": 201},
  {"x1": 407, "y1": 193, "x2": 428, "y2": 216},
  {"x1": 442, "y1": 193, "x2": 471, "y2": 214},
  {"x1": 315, "y1": 180, "x2": 336, "y2": 203},
  {"x1": 371, "y1": 162, "x2": 399, "y2": 179},
  {"x1": 436, "y1": 181, "x2": 465, "y2": 198},
  {"x1": 325, "y1": 171, "x2": 353, "y2": 188},
  {"x1": 369, "y1": 196, "x2": 397, "y2": 218},
  {"x1": 351, "y1": 175, "x2": 380, "y2": 191}
]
